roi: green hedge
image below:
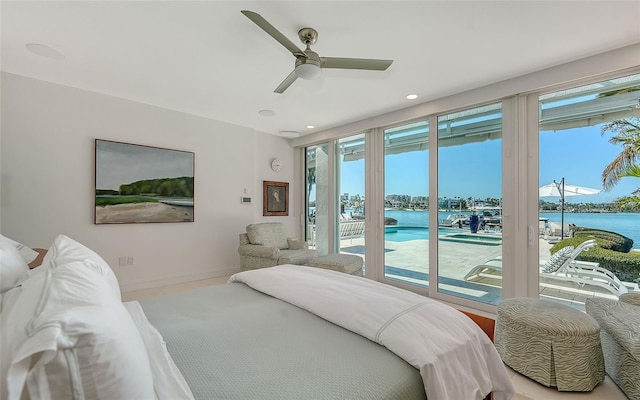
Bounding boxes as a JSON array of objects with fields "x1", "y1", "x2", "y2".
[
  {"x1": 95, "y1": 196, "x2": 158, "y2": 207},
  {"x1": 551, "y1": 236, "x2": 640, "y2": 283},
  {"x1": 572, "y1": 226, "x2": 634, "y2": 252}
]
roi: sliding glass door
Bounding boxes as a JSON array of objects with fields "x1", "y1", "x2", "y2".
[
  {"x1": 305, "y1": 143, "x2": 330, "y2": 255},
  {"x1": 298, "y1": 67, "x2": 637, "y2": 311},
  {"x1": 538, "y1": 73, "x2": 640, "y2": 307},
  {"x1": 437, "y1": 103, "x2": 503, "y2": 305},
  {"x1": 337, "y1": 135, "x2": 367, "y2": 266},
  {"x1": 382, "y1": 121, "x2": 429, "y2": 287},
  {"x1": 306, "y1": 134, "x2": 368, "y2": 265}
]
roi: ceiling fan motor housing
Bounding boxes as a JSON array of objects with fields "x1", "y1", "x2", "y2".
[
  {"x1": 298, "y1": 27, "x2": 318, "y2": 45},
  {"x1": 295, "y1": 50, "x2": 321, "y2": 79}
]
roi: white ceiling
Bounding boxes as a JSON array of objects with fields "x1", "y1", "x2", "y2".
[{"x1": 2, "y1": 1, "x2": 639, "y2": 138}]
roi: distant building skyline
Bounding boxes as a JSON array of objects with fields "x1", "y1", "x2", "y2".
[{"x1": 336, "y1": 124, "x2": 637, "y2": 204}]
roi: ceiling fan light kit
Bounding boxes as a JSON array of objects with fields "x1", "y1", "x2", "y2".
[
  {"x1": 295, "y1": 62, "x2": 321, "y2": 80},
  {"x1": 241, "y1": 10, "x2": 393, "y2": 93}
]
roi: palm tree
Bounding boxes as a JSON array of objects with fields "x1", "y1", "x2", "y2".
[
  {"x1": 307, "y1": 167, "x2": 316, "y2": 199},
  {"x1": 600, "y1": 117, "x2": 640, "y2": 191},
  {"x1": 598, "y1": 86, "x2": 640, "y2": 98},
  {"x1": 618, "y1": 165, "x2": 640, "y2": 188},
  {"x1": 613, "y1": 165, "x2": 640, "y2": 211}
]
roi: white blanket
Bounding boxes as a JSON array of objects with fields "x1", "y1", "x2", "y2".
[
  {"x1": 124, "y1": 301, "x2": 195, "y2": 400},
  {"x1": 229, "y1": 265, "x2": 514, "y2": 400}
]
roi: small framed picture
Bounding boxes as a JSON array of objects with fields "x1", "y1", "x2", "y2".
[{"x1": 263, "y1": 181, "x2": 289, "y2": 216}]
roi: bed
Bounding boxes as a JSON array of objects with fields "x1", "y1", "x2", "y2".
[{"x1": 1, "y1": 234, "x2": 515, "y2": 400}]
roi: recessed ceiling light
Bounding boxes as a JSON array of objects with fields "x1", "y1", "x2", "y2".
[
  {"x1": 406, "y1": 94, "x2": 418, "y2": 100},
  {"x1": 258, "y1": 109, "x2": 276, "y2": 117},
  {"x1": 26, "y1": 43, "x2": 65, "y2": 60},
  {"x1": 306, "y1": 125, "x2": 315, "y2": 129}
]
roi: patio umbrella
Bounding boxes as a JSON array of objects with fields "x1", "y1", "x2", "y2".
[{"x1": 539, "y1": 177, "x2": 601, "y2": 238}]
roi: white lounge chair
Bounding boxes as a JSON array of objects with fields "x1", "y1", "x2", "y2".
[
  {"x1": 463, "y1": 239, "x2": 628, "y2": 297},
  {"x1": 548, "y1": 222, "x2": 572, "y2": 239},
  {"x1": 339, "y1": 220, "x2": 366, "y2": 241}
]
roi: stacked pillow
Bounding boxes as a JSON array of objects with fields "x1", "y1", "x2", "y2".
[
  {"x1": 0, "y1": 235, "x2": 39, "y2": 265},
  {"x1": 38, "y1": 234, "x2": 121, "y2": 301},
  {"x1": 1, "y1": 235, "x2": 155, "y2": 400},
  {"x1": 0, "y1": 235, "x2": 38, "y2": 297}
]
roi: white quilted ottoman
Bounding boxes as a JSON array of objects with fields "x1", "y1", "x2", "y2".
[{"x1": 308, "y1": 254, "x2": 363, "y2": 276}]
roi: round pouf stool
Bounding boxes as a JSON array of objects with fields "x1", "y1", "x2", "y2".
[{"x1": 495, "y1": 298, "x2": 604, "y2": 391}]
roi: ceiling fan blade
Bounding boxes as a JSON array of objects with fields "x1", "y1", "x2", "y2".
[
  {"x1": 241, "y1": 10, "x2": 305, "y2": 56},
  {"x1": 274, "y1": 70, "x2": 298, "y2": 94},
  {"x1": 320, "y1": 57, "x2": 393, "y2": 71}
]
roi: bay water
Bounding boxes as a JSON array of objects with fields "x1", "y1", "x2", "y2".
[{"x1": 382, "y1": 209, "x2": 640, "y2": 249}]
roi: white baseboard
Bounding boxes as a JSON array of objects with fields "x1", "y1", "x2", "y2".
[{"x1": 119, "y1": 267, "x2": 239, "y2": 293}]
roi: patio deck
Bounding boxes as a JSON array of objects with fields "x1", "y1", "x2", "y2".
[{"x1": 337, "y1": 235, "x2": 635, "y2": 310}]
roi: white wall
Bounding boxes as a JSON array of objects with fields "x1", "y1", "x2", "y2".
[{"x1": 0, "y1": 72, "x2": 296, "y2": 291}]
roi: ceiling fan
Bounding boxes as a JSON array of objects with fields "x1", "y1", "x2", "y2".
[{"x1": 241, "y1": 10, "x2": 394, "y2": 94}]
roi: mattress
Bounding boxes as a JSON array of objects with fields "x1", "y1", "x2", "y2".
[{"x1": 139, "y1": 282, "x2": 426, "y2": 400}]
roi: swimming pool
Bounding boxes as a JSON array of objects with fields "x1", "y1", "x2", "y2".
[
  {"x1": 438, "y1": 233, "x2": 502, "y2": 246},
  {"x1": 384, "y1": 226, "x2": 458, "y2": 242},
  {"x1": 384, "y1": 226, "x2": 502, "y2": 245}
]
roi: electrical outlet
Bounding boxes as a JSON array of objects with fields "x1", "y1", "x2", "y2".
[{"x1": 118, "y1": 256, "x2": 134, "y2": 266}]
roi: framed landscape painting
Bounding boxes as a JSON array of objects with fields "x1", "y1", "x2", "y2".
[
  {"x1": 95, "y1": 139, "x2": 195, "y2": 224},
  {"x1": 263, "y1": 181, "x2": 288, "y2": 216}
]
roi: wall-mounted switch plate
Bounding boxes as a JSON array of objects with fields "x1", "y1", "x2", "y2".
[{"x1": 241, "y1": 197, "x2": 252, "y2": 204}]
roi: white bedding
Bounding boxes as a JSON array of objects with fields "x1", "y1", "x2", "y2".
[
  {"x1": 124, "y1": 301, "x2": 195, "y2": 400},
  {"x1": 229, "y1": 265, "x2": 515, "y2": 400}
]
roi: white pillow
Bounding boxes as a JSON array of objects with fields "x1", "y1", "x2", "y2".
[
  {"x1": 0, "y1": 234, "x2": 38, "y2": 264},
  {"x1": 0, "y1": 239, "x2": 29, "y2": 295},
  {"x1": 37, "y1": 235, "x2": 121, "y2": 301},
  {"x1": 1, "y1": 261, "x2": 155, "y2": 400}
]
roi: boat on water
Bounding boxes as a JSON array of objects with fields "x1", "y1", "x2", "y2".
[
  {"x1": 439, "y1": 214, "x2": 469, "y2": 228},
  {"x1": 472, "y1": 206, "x2": 502, "y2": 226}
]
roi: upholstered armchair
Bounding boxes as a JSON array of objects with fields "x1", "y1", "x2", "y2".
[{"x1": 238, "y1": 222, "x2": 317, "y2": 271}]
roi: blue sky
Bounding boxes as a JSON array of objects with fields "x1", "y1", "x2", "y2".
[{"x1": 339, "y1": 124, "x2": 638, "y2": 204}]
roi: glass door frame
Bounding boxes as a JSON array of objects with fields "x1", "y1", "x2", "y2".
[
  {"x1": 296, "y1": 100, "x2": 530, "y2": 314},
  {"x1": 293, "y1": 64, "x2": 640, "y2": 313},
  {"x1": 376, "y1": 119, "x2": 431, "y2": 291},
  {"x1": 299, "y1": 141, "x2": 338, "y2": 257}
]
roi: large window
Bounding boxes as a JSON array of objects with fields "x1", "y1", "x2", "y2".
[
  {"x1": 305, "y1": 143, "x2": 330, "y2": 255},
  {"x1": 437, "y1": 104, "x2": 503, "y2": 305},
  {"x1": 296, "y1": 59, "x2": 639, "y2": 312},
  {"x1": 337, "y1": 135, "x2": 366, "y2": 265},
  {"x1": 382, "y1": 121, "x2": 429, "y2": 287},
  {"x1": 538, "y1": 74, "x2": 640, "y2": 308},
  {"x1": 306, "y1": 135, "x2": 368, "y2": 265}
]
